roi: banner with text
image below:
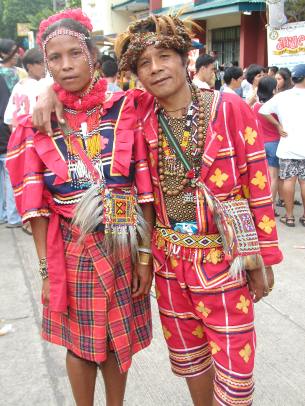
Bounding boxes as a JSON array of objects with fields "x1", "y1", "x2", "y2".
[{"x1": 268, "y1": 21, "x2": 305, "y2": 69}]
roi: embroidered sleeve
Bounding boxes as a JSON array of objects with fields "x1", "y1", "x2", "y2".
[
  {"x1": 134, "y1": 118, "x2": 154, "y2": 204},
  {"x1": 6, "y1": 117, "x2": 50, "y2": 222},
  {"x1": 227, "y1": 99, "x2": 283, "y2": 266}
]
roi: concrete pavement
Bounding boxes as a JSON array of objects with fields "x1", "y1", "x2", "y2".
[{"x1": 0, "y1": 199, "x2": 304, "y2": 406}]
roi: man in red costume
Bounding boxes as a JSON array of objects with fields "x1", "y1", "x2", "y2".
[{"x1": 33, "y1": 12, "x2": 282, "y2": 406}]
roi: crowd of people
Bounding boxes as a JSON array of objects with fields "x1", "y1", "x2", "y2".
[
  {"x1": 190, "y1": 55, "x2": 305, "y2": 229},
  {"x1": 0, "y1": 6, "x2": 303, "y2": 406}
]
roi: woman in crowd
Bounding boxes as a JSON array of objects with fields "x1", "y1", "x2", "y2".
[
  {"x1": 253, "y1": 76, "x2": 279, "y2": 213},
  {"x1": 275, "y1": 67, "x2": 293, "y2": 93},
  {"x1": 244, "y1": 63, "x2": 265, "y2": 107},
  {"x1": 6, "y1": 9, "x2": 154, "y2": 406},
  {"x1": 0, "y1": 39, "x2": 22, "y2": 228}
]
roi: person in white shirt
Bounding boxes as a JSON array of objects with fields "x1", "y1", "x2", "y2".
[
  {"x1": 243, "y1": 64, "x2": 265, "y2": 107},
  {"x1": 259, "y1": 64, "x2": 305, "y2": 227},
  {"x1": 4, "y1": 48, "x2": 45, "y2": 128},
  {"x1": 222, "y1": 66, "x2": 243, "y2": 95},
  {"x1": 193, "y1": 54, "x2": 215, "y2": 89},
  {"x1": 101, "y1": 59, "x2": 122, "y2": 93}
]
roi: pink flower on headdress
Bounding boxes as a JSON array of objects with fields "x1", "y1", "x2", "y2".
[{"x1": 37, "y1": 8, "x2": 93, "y2": 46}]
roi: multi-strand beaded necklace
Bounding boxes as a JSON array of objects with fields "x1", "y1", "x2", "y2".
[
  {"x1": 53, "y1": 76, "x2": 108, "y2": 189},
  {"x1": 157, "y1": 85, "x2": 207, "y2": 197}
]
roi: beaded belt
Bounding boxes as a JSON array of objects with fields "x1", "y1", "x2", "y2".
[{"x1": 155, "y1": 226, "x2": 222, "y2": 249}]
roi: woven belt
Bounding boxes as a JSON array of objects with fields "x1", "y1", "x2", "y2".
[{"x1": 155, "y1": 226, "x2": 222, "y2": 249}]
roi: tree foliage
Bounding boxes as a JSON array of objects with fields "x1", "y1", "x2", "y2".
[
  {"x1": 0, "y1": 0, "x2": 82, "y2": 40},
  {"x1": 285, "y1": 0, "x2": 305, "y2": 22}
]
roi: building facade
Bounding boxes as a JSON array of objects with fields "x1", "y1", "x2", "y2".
[
  {"x1": 150, "y1": 0, "x2": 268, "y2": 68},
  {"x1": 81, "y1": 0, "x2": 149, "y2": 35}
]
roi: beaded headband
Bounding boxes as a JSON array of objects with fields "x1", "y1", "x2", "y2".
[
  {"x1": 38, "y1": 8, "x2": 94, "y2": 78},
  {"x1": 115, "y1": 13, "x2": 197, "y2": 72},
  {"x1": 42, "y1": 28, "x2": 94, "y2": 78}
]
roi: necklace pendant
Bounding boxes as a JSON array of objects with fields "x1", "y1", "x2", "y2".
[{"x1": 183, "y1": 192, "x2": 195, "y2": 204}]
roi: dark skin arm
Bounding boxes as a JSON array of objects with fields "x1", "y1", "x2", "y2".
[
  {"x1": 30, "y1": 217, "x2": 50, "y2": 304},
  {"x1": 261, "y1": 113, "x2": 288, "y2": 137},
  {"x1": 247, "y1": 265, "x2": 274, "y2": 303},
  {"x1": 132, "y1": 203, "x2": 155, "y2": 298},
  {"x1": 32, "y1": 85, "x2": 64, "y2": 135}
]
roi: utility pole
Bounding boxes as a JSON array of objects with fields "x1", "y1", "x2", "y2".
[{"x1": 53, "y1": 0, "x2": 57, "y2": 11}]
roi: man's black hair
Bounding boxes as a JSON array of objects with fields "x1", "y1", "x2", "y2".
[
  {"x1": 22, "y1": 48, "x2": 43, "y2": 72},
  {"x1": 268, "y1": 66, "x2": 278, "y2": 75},
  {"x1": 245, "y1": 64, "x2": 264, "y2": 84},
  {"x1": 195, "y1": 54, "x2": 215, "y2": 73},
  {"x1": 223, "y1": 67, "x2": 243, "y2": 85},
  {"x1": 101, "y1": 59, "x2": 118, "y2": 78}
]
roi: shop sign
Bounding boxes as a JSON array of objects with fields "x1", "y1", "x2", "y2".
[{"x1": 268, "y1": 21, "x2": 305, "y2": 69}]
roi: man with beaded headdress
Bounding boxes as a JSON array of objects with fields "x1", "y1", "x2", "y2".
[
  {"x1": 30, "y1": 10, "x2": 282, "y2": 406},
  {"x1": 113, "y1": 13, "x2": 283, "y2": 406}
]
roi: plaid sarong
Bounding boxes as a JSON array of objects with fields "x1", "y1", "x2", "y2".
[{"x1": 42, "y1": 219, "x2": 152, "y2": 373}]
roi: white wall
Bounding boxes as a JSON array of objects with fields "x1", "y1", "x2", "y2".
[{"x1": 81, "y1": 0, "x2": 132, "y2": 35}]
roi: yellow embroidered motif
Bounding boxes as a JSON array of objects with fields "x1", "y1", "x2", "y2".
[
  {"x1": 155, "y1": 286, "x2": 161, "y2": 300},
  {"x1": 251, "y1": 171, "x2": 267, "y2": 190},
  {"x1": 239, "y1": 343, "x2": 252, "y2": 363},
  {"x1": 242, "y1": 185, "x2": 250, "y2": 198},
  {"x1": 236, "y1": 295, "x2": 250, "y2": 314},
  {"x1": 244, "y1": 127, "x2": 257, "y2": 145},
  {"x1": 217, "y1": 134, "x2": 223, "y2": 141},
  {"x1": 210, "y1": 341, "x2": 221, "y2": 355},
  {"x1": 156, "y1": 235, "x2": 165, "y2": 249},
  {"x1": 206, "y1": 248, "x2": 223, "y2": 264},
  {"x1": 210, "y1": 168, "x2": 229, "y2": 188},
  {"x1": 162, "y1": 326, "x2": 172, "y2": 340},
  {"x1": 192, "y1": 325, "x2": 204, "y2": 339},
  {"x1": 170, "y1": 257, "x2": 179, "y2": 268},
  {"x1": 153, "y1": 191, "x2": 160, "y2": 206},
  {"x1": 196, "y1": 301, "x2": 211, "y2": 318},
  {"x1": 258, "y1": 215, "x2": 276, "y2": 234}
]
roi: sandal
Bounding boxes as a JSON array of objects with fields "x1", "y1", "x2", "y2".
[
  {"x1": 280, "y1": 216, "x2": 295, "y2": 227},
  {"x1": 299, "y1": 217, "x2": 305, "y2": 227},
  {"x1": 22, "y1": 224, "x2": 32, "y2": 235},
  {"x1": 276, "y1": 199, "x2": 285, "y2": 207}
]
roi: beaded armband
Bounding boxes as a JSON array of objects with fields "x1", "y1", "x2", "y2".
[{"x1": 39, "y1": 257, "x2": 48, "y2": 280}]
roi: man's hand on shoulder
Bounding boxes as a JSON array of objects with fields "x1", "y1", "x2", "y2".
[{"x1": 32, "y1": 85, "x2": 64, "y2": 135}]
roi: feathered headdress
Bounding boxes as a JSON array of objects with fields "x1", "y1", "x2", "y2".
[{"x1": 115, "y1": 11, "x2": 200, "y2": 72}]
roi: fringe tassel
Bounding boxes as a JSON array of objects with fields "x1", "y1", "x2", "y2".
[
  {"x1": 104, "y1": 203, "x2": 150, "y2": 262},
  {"x1": 229, "y1": 254, "x2": 265, "y2": 281},
  {"x1": 73, "y1": 184, "x2": 103, "y2": 240}
]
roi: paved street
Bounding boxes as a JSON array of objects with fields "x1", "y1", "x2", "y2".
[{"x1": 0, "y1": 195, "x2": 305, "y2": 406}]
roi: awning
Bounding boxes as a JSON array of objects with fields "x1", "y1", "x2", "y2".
[
  {"x1": 155, "y1": 0, "x2": 265, "y2": 19},
  {"x1": 112, "y1": 0, "x2": 149, "y2": 12}
]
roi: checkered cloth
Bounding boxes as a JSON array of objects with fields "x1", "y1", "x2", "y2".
[{"x1": 42, "y1": 219, "x2": 152, "y2": 373}]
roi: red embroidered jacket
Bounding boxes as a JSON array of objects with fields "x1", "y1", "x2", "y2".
[{"x1": 135, "y1": 89, "x2": 283, "y2": 267}]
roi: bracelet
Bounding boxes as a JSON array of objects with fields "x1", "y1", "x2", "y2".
[
  {"x1": 39, "y1": 257, "x2": 48, "y2": 280},
  {"x1": 138, "y1": 246, "x2": 152, "y2": 254},
  {"x1": 138, "y1": 252, "x2": 152, "y2": 266}
]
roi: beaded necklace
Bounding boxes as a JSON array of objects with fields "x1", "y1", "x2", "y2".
[
  {"x1": 53, "y1": 76, "x2": 108, "y2": 189},
  {"x1": 158, "y1": 85, "x2": 206, "y2": 197}
]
